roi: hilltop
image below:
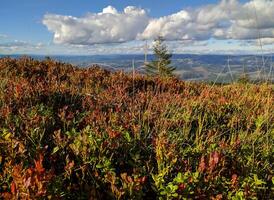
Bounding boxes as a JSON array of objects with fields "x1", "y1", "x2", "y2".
[{"x1": 0, "y1": 57, "x2": 273, "y2": 199}]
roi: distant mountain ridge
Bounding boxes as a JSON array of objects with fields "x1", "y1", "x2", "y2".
[{"x1": 1, "y1": 54, "x2": 273, "y2": 82}]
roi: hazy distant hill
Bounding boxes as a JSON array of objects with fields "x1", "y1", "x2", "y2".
[{"x1": 1, "y1": 54, "x2": 273, "y2": 82}]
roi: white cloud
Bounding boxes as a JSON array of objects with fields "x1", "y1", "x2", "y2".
[
  {"x1": 140, "y1": 0, "x2": 274, "y2": 43},
  {"x1": 0, "y1": 40, "x2": 45, "y2": 53},
  {"x1": 238, "y1": 0, "x2": 274, "y2": 29},
  {"x1": 42, "y1": 0, "x2": 274, "y2": 46},
  {"x1": 43, "y1": 6, "x2": 149, "y2": 45},
  {"x1": 140, "y1": 10, "x2": 193, "y2": 40}
]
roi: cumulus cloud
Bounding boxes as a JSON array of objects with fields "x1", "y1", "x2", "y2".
[
  {"x1": 141, "y1": 0, "x2": 274, "y2": 42},
  {"x1": 43, "y1": 6, "x2": 149, "y2": 45},
  {"x1": 43, "y1": 0, "x2": 274, "y2": 45}
]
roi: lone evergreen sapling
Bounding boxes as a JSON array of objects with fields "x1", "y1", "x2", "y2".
[{"x1": 146, "y1": 36, "x2": 176, "y2": 77}]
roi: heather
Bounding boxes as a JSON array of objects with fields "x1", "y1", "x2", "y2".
[{"x1": 0, "y1": 57, "x2": 273, "y2": 199}]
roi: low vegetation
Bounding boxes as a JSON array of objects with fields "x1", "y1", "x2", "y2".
[{"x1": 0, "y1": 57, "x2": 273, "y2": 199}]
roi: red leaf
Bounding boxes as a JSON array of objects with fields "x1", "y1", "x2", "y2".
[
  {"x1": 198, "y1": 156, "x2": 206, "y2": 172},
  {"x1": 141, "y1": 176, "x2": 147, "y2": 183},
  {"x1": 35, "y1": 154, "x2": 45, "y2": 173},
  {"x1": 212, "y1": 152, "x2": 220, "y2": 164},
  {"x1": 178, "y1": 183, "x2": 186, "y2": 191},
  {"x1": 231, "y1": 174, "x2": 238, "y2": 187},
  {"x1": 11, "y1": 181, "x2": 16, "y2": 194}
]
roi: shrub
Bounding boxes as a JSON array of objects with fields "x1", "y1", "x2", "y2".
[{"x1": 0, "y1": 57, "x2": 273, "y2": 199}]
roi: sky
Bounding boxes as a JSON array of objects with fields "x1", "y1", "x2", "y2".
[{"x1": 0, "y1": 0, "x2": 274, "y2": 55}]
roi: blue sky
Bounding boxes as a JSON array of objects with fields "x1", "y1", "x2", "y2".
[{"x1": 0, "y1": 0, "x2": 273, "y2": 55}]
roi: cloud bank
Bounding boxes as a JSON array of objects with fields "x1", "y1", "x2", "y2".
[
  {"x1": 42, "y1": 0, "x2": 274, "y2": 46},
  {"x1": 43, "y1": 6, "x2": 149, "y2": 45},
  {"x1": 0, "y1": 40, "x2": 44, "y2": 53}
]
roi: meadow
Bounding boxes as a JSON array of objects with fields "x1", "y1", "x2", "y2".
[{"x1": 0, "y1": 57, "x2": 273, "y2": 199}]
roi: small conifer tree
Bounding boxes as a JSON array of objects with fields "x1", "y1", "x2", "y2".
[{"x1": 145, "y1": 36, "x2": 176, "y2": 77}]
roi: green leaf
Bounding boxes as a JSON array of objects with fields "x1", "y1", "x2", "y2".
[
  {"x1": 160, "y1": 190, "x2": 167, "y2": 195},
  {"x1": 174, "y1": 172, "x2": 183, "y2": 183},
  {"x1": 52, "y1": 146, "x2": 59, "y2": 154},
  {"x1": 124, "y1": 131, "x2": 131, "y2": 142},
  {"x1": 253, "y1": 174, "x2": 266, "y2": 186},
  {"x1": 96, "y1": 164, "x2": 103, "y2": 169},
  {"x1": 172, "y1": 193, "x2": 178, "y2": 197}
]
